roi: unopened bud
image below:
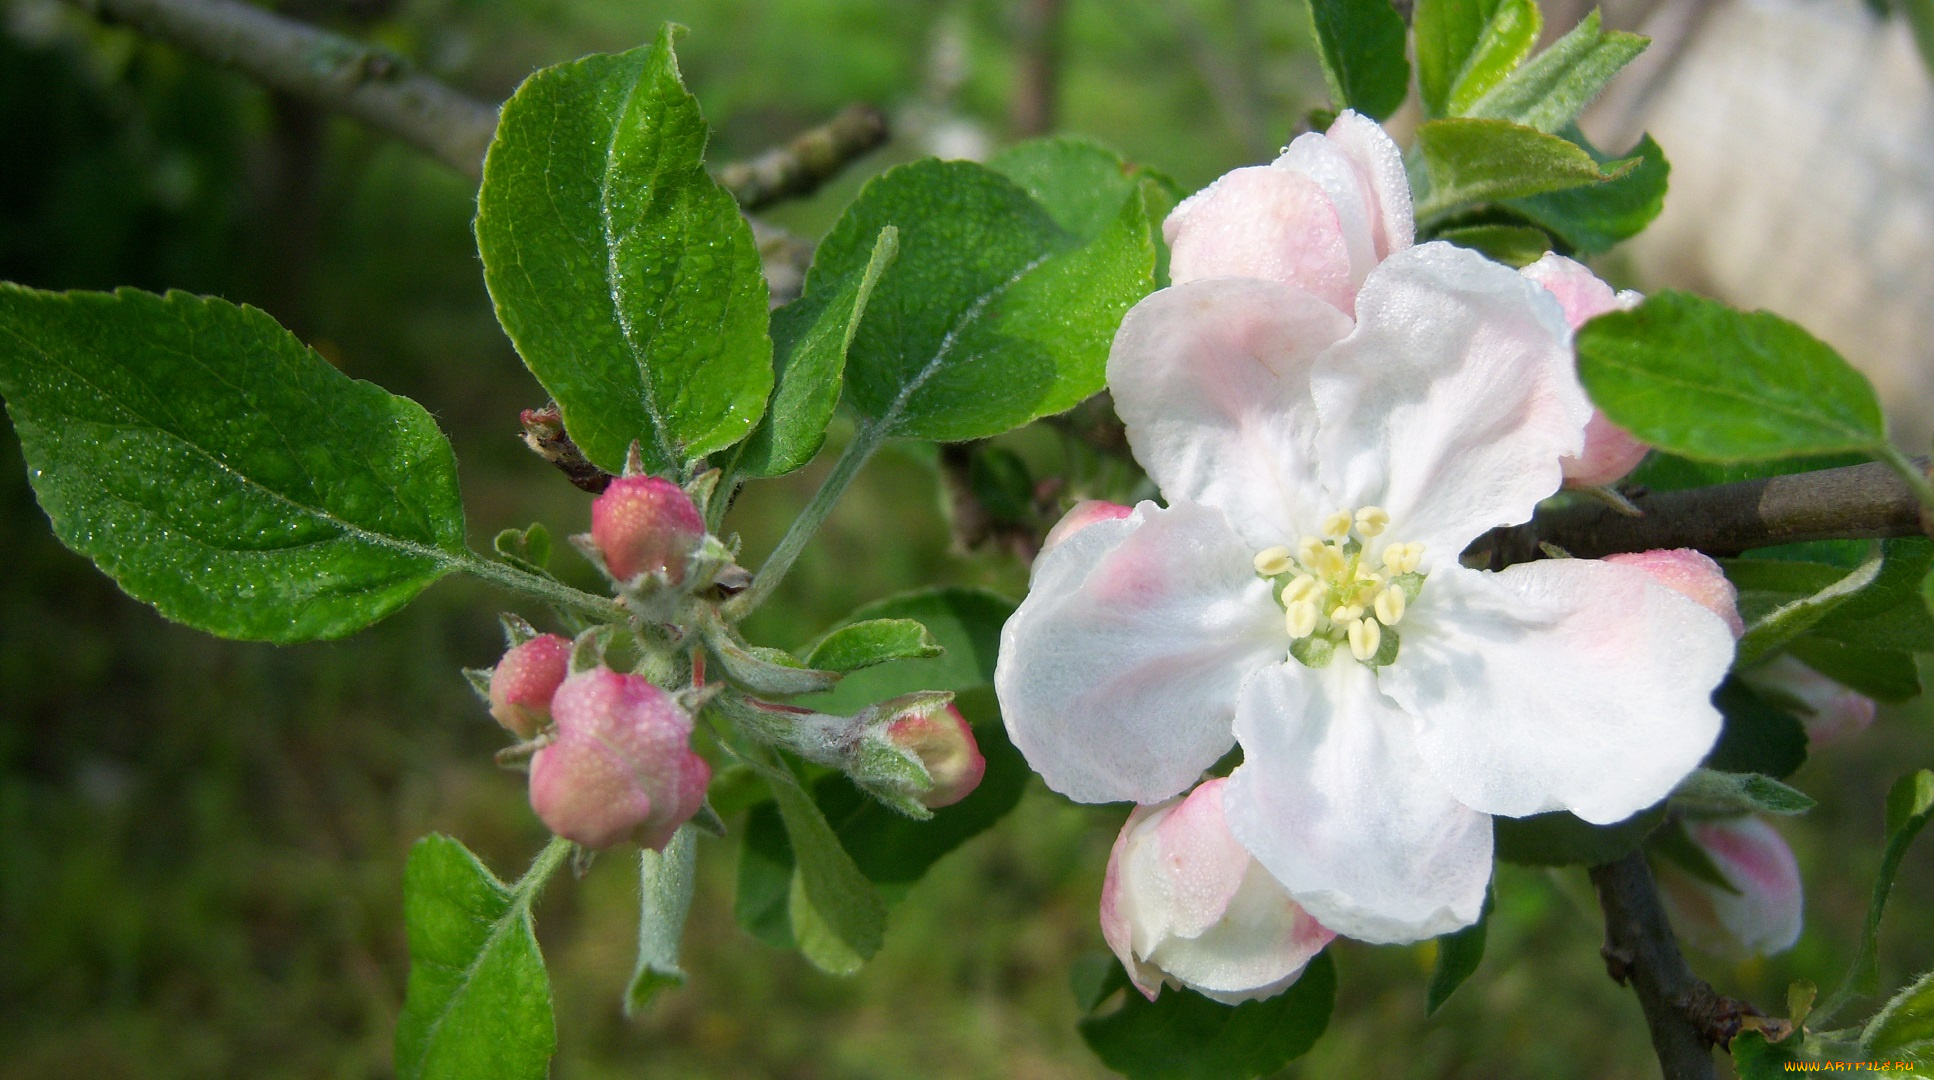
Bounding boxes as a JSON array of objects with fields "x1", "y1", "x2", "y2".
[
  {"x1": 1740, "y1": 654, "x2": 1876, "y2": 747},
  {"x1": 1604, "y1": 549, "x2": 1745, "y2": 638},
  {"x1": 884, "y1": 699, "x2": 986, "y2": 809},
  {"x1": 528, "y1": 668, "x2": 711, "y2": 850},
  {"x1": 1654, "y1": 816, "x2": 1802, "y2": 958},
  {"x1": 589, "y1": 476, "x2": 707, "y2": 583},
  {"x1": 488, "y1": 633, "x2": 571, "y2": 739},
  {"x1": 1042, "y1": 500, "x2": 1135, "y2": 553}
]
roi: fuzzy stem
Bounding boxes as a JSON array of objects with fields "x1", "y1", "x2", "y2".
[
  {"x1": 723, "y1": 420, "x2": 886, "y2": 620},
  {"x1": 457, "y1": 553, "x2": 628, "y2": 623}
]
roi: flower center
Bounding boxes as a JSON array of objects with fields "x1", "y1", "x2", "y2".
[{"x1": 1252, "y1": 505, "x2": 1427, "y2": 669}]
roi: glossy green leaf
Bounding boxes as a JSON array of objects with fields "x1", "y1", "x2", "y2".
[
  {"x1": 1462, "y1": 12, "x2": 1647, "y2": 133},
  {"x1": 1783, "y1": 638, "x2": 1922, "y2": 703},
  {"x1": 476, "y1": 26, "x2": 772, "y2": 473},
  {"x1": 1436, "y1": 223, "x2": 1553, "y2": 266},
  {"x1": 801, "y1": 586, "x2": 1014, "y2": 713},
  {"x1": 988, "y1": 136, "x2": 1175, "y2": 243},
  {"x1": 1670, "y1": 769, "x2": 1815, "y2": 817},
  {"x1": 1733, "y1": 549, "x2": 1885, "y2": 666},
  {"x1": 1306, "y1": 0, "x2": 1410, "y2": 121},
  {"x1": 0, "y1": 285, "x2": 466, "y2": 643},
  {"x1": 1729, "y1": 541, "x2": 1934, "y2": 655},
  {"x1": 1426, "y1": 887, "x2": 1491, "y2": 1016},
  {"x1": 1863, "y1": 968, "x2": 1934, "y2": 1066},
  {"x1": 1415, "y1": 118, "x2": 1632, "y2": 218},
  {"x1": 1442, "y1": 0, "x2": 1543, "y2": 117},
  {"x1": 804, "y1": 617, "x2": 942, "y2": 673},
  {"x1": 1707, "y1": 676, "x2": 1809, "y2": 779},
  {"x1": 1731, "y1": 1029, "x2": 1803, "y2": 1078},
  {"x1": 626, "y1": 826, "x2": 697, "y2": 1015},
  {"x1": 737, "y1": 227, "x2": 898, "y2": 478},
  {"x1": 1077, "y1": 952, "x2": 1336, "y2": 1080},
  {"x1": 815, "y1": 159, "x2": 1155, "y2": 441},
  {"x1": 1507, "y1": 131, "x2": 1669, "y2": 255},
  {"x1": 1576, "y1": 291, "x2": 1887, "y2": 463},
  {"x1": 1817, "y1": 770, "x2": 1934, "y2": 1022},
  {"x1": 1494, "y1": 804, "x2": 1665, "y2": 866},
  {"x1": 396, "y1": 837, "x2": 555, "y2": 1080}
]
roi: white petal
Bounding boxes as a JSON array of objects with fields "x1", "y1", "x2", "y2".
[
  {"x1": 1109, "y1": 279, "x2": 1355, "y2": 549},
  {"x1": 1379, "y1": 559, "x2": 1733, "y2": 824},
  {"x1": 996, "y1": 501, "x2": 1286, "y2": 804},
  {"x1": 1223, "y1": 662, "x2": 1492, "y2": 944},
  {"x1": 1148, "y1": 861, "x2": 1334, "y2": 1005},
  {"x1": 1312, "y1": 243, "x2": 1590, "y2": 558},
  {"x1": 1164, "y1": 165, "x2": 1357, "y2": 313},
  {"x1": 1322, "y1": 110, "x2": 1414, "y2": 260}
]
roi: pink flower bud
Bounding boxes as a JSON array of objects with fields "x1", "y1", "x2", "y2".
[
  {"x1": 1604, "y1": 549, "x2": 1745, "y2": 638},
  {"x1": 488, "y1": 633, "x2": 571, "y2": 739},
  {"x1": 1041, "y1": 500, "x2": 1134, "y2": 553},
  {"x1": 885, "y1": 701, "x2": 986, "y2": 809},
  {"x1": 1655, "y1": 816, "x2": 1802, "y2": 958},
  {"x1": 589, "y1": 476, "x2": 706, "y2": 584},
  {"x1": 1101, "y1": 778, "x2": 1334, "y2": 1005},
  {"x1": 1741, "y1": 654, "x2": 1876, "y2": 747},
  {"x1": 528, "y1": 668, "x2": 710, "y2": 850},
  {"x1": 1521, "y1": 254, "x2": 1652, "y2": 488}
]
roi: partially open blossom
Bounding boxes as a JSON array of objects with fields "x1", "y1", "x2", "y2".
[
  {"x1": 1521, "y1": 253, "x2": 1651, "y2": 487},
  {"x1": 1742, "y1": 654, "x2": 1876, "y2": 746},
  {"x1": 590, "y1": 476, "x2": 706, "y2": 583},
  {"x1": 884, "y1": 700, "x2": 986, "y2": 808},
  {"x1": 1655, "y1": 816, "x2": 1803, "y2": 958},
  {"x1": 1102, "y1": 778, "x2": 1334, "y2": 1004},
  {"x1": 997, "y1": 112, "x2": 1735, "y2": 944},
  {"x1": 488, "y1": 633, "x2": 571, "y2": 739},
  {"x1": 1042, "y1": 500, "x2": 1134, "y2": 553},
  {"x1": 529, "y1": 668, "x2": 710, "y2": 850},
  {"x1": 1604, "y1": 549, "x2": 1745, "y2": 638}
]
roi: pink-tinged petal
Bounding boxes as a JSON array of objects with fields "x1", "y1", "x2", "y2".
[
  {"x1": 1223, "y1": 662, "x2": 1492, "y2": 944},
  {"x1": 1146, "y1": 778, "x2": 1253, "y2": 940},
  {"x1": 1319, "y1": 110, "x2": 1414, "y2": 264},
  {"x1": 1742, "y1": 654, "x2": 1876, "y2": 747},
  {"x1": 1604, "y1": 549, "x2": 1745, "y2": 638},
  {"x1": 1101, "y1": 802, "x2": 1167, "y2": 1000},
  {"x1": 996, "y1": 502, "x2": 1286, "y2": 804},
  {"x1": 1520, "y1": 253, "x2": 1634, "y2": 328},
  {"x1": 1041, "y1": 500, "x2": 1134, "y2": 553},
  {"x1": 1380, "y1": 559, "x2": 1733, "y2": 824},
  {"x1": 1312, "y1": 243, "x2": 1590, "y2": 559},
  {"x1": 1109, "y1": 279, "x2": 1355, "y2": 550},
  {"x1": 1657, "y1": 817, "x2": 1803, "y2": 958},
  {"x1": 1562, "y1": 413, "x2": 1651, "y2": 488},
  {"x1": 1164, "y1": 167, "x2": 1357, "y2": 313}
]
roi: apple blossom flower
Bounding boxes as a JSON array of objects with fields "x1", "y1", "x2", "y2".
[
  {"x1": 1520, "y1": 253, "x2": 1651, "y2": 487},
  {"x1": 1042, "y1": 500, "x2": 1134, "y2": 553},
  {"x1": 1603, "y1": 549, "x2": 1745, "y2": 638},
  {"x1": 529, "y1": 667, "x2": 710, "y2": 850},
  {"x1": 1102, "y1": 778, "x2": 1334, "y2": 1004},
  {"x1": 1741, "y1": 653, "x2": 1876, "y2": 746},
  {"x1": 1654, "y1": 816, "x2": 1803, "y2": 957},
  {"x1": 996, "y1": 115, "x2": 1736, "y2": 944},
  {"x1": 488, "y1": 632, "x2": 572, "y2": 739}
]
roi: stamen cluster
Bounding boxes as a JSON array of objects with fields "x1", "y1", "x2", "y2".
[{"x1": 1251, "y1": 505, "x2": 1424, "y2": 667}]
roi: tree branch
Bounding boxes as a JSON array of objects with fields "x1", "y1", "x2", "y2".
[{"x1": 715, "y1": 104, "x2": 888, "y2": 209}]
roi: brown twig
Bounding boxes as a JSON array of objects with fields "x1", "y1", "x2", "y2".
[
  {"x1": 520, "y1": 406, "x2": 613, "y2": 494},
  {"x1": 715, "y1": 104, "x2": 888, "y2": 211},
  {"x1": 1011, "y1": 0, "x2": 1069, "y2": 136}
]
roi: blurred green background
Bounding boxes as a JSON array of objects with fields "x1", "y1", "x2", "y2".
[{"x1": 1, "y1": 0, "x2": 1929, "y2": 1076}]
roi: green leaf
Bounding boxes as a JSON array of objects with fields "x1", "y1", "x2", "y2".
[
  {"x1": 1817, "y1": 770, "x2": 1934, "y2": 1022},
  {"x1": 1733, "y1": 548, "x2": 1886, "y2": 666},
  {"x1": 1649, "y1": 818, "x2": 1739, "y2": 892},
  {"x1": 763, "y1": 754, "x2": 888, "y2": 974},
  {"x1": 1448, "y1": 0, "x2": 1544, "y2": 116},
  {"x1": 396, "y1": 837, "x2": 555, "y2": 1080},
  {"x1": 1415, "y1": 118, "x2": 1633, "y2": 218},
  {"x1": 1494, "y1": 804, "x2": 1665, "y2": 866},
  {"x1": 1576, "y1": 291, "x2": 1887, "y2": 463},
  {"x1": 1729, "y1": 541, "x2": 1934, "y2": 655},
  {"x1": 1707, "y1": 676, "x2": 1809, "y2": 779},
  {"x1": 969, "y1": 445, "x2": 1037, "y2": 524},
  {"x1": 1306, "y1": 0, "x2": 1411, "y2": 121},
  {"x1": 1417, "y1": 0, "x2": 1534, "y2": 117},
  {"x1": 1071, "y1": 951, "x2": 1133, "y2": 1012},
  {"x1": 476, "y1": 25, "x2": 772, "y2": 474},
  {"x1": 1731, "y1": 1029, "x2": 1802, "y2": 1079},
  {"x1": 1670, "y1": 769, "x2": 1816, "y2": 817},
  {"x1": 988, "y1": 136, "x2": 1173, "y2": 243},
  {"x1": 1078, "y1": 952, "x2": 1336, "y2": 1080},
  {"x1": 626, "y1": 826, "x2": 697, "y2": 1015},
  {"x1": 1863, "y1": 968, "x2": 1934, "y2": 1066},
  {"x1": 1435, "y1": 223, "x2": 1553, "y2": 266},
  {"x1": 1462, "y1": 12, "x2": 1647, "y2": 133},
  {"x1": 1426, "y1": 887, "x2": 1491, "y2": 1016},
  {"x1": 1626, "y1": 449, "x2": 1870, "y2": 495},
  {"x1": 1506, "y1": 130, "x2": 1669, "y2": 255},
  {"x1": 1783, "y1": 638, "x2": 1922, "y2": 703},
  {"x1": 737, "y1": 226, "x2": 898, "y2": 478},
  {"x1": 734, "y1": 801, "x2": 796, "y2": 949},
  {"x1": 801, "y1": 586, "x2": 1014, "y2": 713},
  {"x1": 0, "y1": 285, "x2": 466, "y2": 643},
  {"x1": 804, "y1": 617, "x2": 943, "y2": 673},
  {"x1": 815, "y1": 159, "x2": 1155, "y2": 442}
]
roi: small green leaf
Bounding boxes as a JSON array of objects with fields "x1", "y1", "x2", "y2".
[
  {"x1": 1816, "y1": 770, "x2": 1934, "y2": 1023},
  {"x1": 801, "y1": 586, "x2": 1015, "y2": 713},
  {"x1": 1671, "y1": 769, "x2": 1816, "y2": 817},
  {"x1": 1077, "y1": 952, "x2": 1336, "y2": 1080},
  {"x1": 477, "y1": 26, "x2": 772, "y2": 474},
  {"x1": 1506, "y1": 130, "x2": 1669, "y2": 255},
  {"x1": 804, "y1": 618, "x2": 943, "y2": 673},
  {"x1": 1426, "y1": 887, "x2": 1491, "y2": 1016},
  {"x1": 1306, "y1": 0, "x2": 1411, "y2": 121},
  {"x1": 761, "y1": 754, "x2": 888, "y2": 974},
  {"x1": 1462, "y1": 12, "x2": 1647, "y2": 133},
  {"x1": 734, "y1": 801, "x2": 796, "y2": 949},
  {"x1": 1416, "y1": 118, "x2": 1633, "y2": 218},
  {"x1": 969, "y1": 445, "x2": 1037, "y2": 524},
  {"x1": 396, "y1": 837, "x2": 555, "y2": 1080},
  {"x1": 702, "y1": 613, "x2": 841, "y2": 696},
  {"x1": 0, "y1": 285, "x2": 466, "y2": 643},
  {"x1": 1707, "y1": 676, "x2": 1809, "y2": 779},
  {"x1": 1729, "y1": 541, "x2": 1934, "y2": 655},
  {"x1": 626, "y1": 826, "x2": 697, "y2": 1015},
  {"x1": 1494, "y1": 805, "x2": 1665, "y2": 866},
  {"x1": 1784, "y1": 638, "x2": 1922, "y2": 703},
  {"x1": 1863, "y1": 968, "x2": 1934, "y2": 1066},
  {"x1": 1576, "y1": 291, "x2": 1887, "y2": 463},
  {"x1": 1435, "y1": 223, "x2": 1553, "y2": 266},
  {"x1": 1733, "y1": 549, "x2": 1885, "y2": 666},
  {"x1": 737, "y1": 226, "x2": 899, "y2": 478},
  {"x1": 1731, "y1": 1029, "x2": 1802, "y2": 1079},
  {"x1": 1445, "y1": 0, "x2": 1543, "y2": 116}
]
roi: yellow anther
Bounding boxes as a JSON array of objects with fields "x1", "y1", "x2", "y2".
[
  {"x1": 1254, "y1": 546, "x2": 1294, "y2": 576},
  {"x1": 1281, "y1": 575, "x2": 1321, "y2": 604},
  {"x1": 1381, "y1": 541, "x2": 1425, "y2": 575},
  {"x1": 1320, "y1": 509, "x2": 1354, "y2": 539},
  {"x1": 1330, "y1": 603, "x2": 1364, "y2": 623},
  {"x1": 1297, "y1": 536, "x2": 1328, "y2": 566},
  {"x1": 1374, "y1": 585, "x2": 1406, "y2": 626},
  {"x1": 1348, "y1": 617, "x2": 1381, "y2": 662},
  {"x1": 1285, "y1": 601, "x2": 1320, "y2": 639},
  {"x1": 1354, "y1": 506, "x2": 1390, "y2": 537}
]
